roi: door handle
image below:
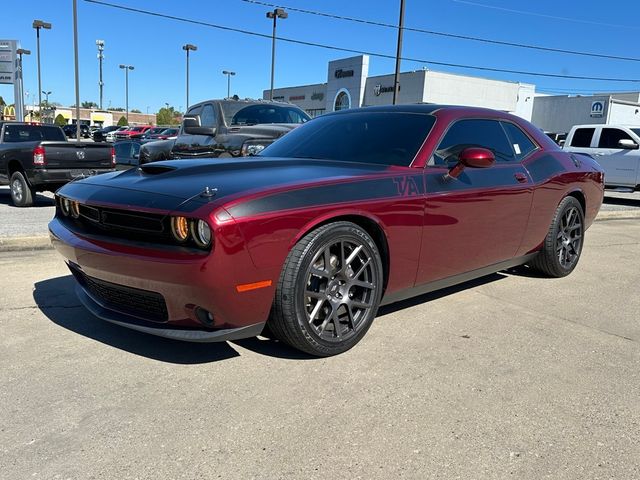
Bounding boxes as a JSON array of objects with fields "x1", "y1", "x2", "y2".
[{"x1": 514, "y1": 172, "x2": 528, "y2": 183}]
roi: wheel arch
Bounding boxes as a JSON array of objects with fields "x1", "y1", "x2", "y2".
[
  {"x1": 566, "y1": 188, "x2": 586, "y2": 215},
  {"x1": 7, "y1": 159, "x2": 24, "y2": 176},
  {"x1": 291, "y1": 211, "x2": 391, "y2": 294}
]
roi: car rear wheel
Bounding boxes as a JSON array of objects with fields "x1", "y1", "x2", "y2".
[
  {"x1": 529, "y1": 196, "x2": 584, "y2": 277},
  {"x1": 269, "y1": 221, "x2": 384, "y2": 356},
  {"x1": 10, "y1": 171, "x2": 34, "y2": 207}
]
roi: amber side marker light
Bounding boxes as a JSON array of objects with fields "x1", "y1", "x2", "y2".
[{"x1": 236, "y1": 280, "x2": 273, "y2": 293}]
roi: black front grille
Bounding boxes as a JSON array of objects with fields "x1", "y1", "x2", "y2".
[{"x1": 71, "y1": 266, "x2": 168, "y2": 322}]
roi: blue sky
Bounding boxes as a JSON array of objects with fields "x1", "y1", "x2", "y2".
[{"x1": 1, "y1": 0, "x2": 639, "y2": 113}]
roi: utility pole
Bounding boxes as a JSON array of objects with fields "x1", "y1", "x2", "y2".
[
  {"x1": 72, "y1": 0, "x2": 81, "y2": 142},
  {"x1": 222, "y1": 70, "x2": 236, "y2": 98},
  {"x1": 392, "y1": 0, "x2": 405, "y2": 105},
  {"x1": 96, "y1": 40, "x2": 105, "y2": 110},
  {"x1": 266, "y1": 8, "x2": 287, "y2": 100},
  {"x1": 182, "y1": 44, "x2": 197, "y2": 109},
  {"x1": 119, "y1": 64, "x2": 134, "y2": 124},
  {"x1": 32, "y1": 19, "x2": 52, "y2": 118}
]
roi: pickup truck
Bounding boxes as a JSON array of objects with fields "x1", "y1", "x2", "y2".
[
  {"x1": 0, "y1": 122, "x2": 115, "y2": 206},
  {"x1": 563, "y1": 124, "x2": 640, "y2": 191},
  {"x1": 139, "y1": 99, "x2": 310, "y2": 163}
]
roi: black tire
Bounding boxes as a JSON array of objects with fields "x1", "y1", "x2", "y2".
[
  {"x1": 269, "y1": 221, "x2": 384, "y2": 357},
  {"x1": 10, "y1": 171, "x2": 35, "y2": 207},
  {"x1": 528, "y1": 196, "x2": 584, "y2": 278}
]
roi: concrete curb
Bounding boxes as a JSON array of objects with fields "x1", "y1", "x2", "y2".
[
  {"x1": 0, "y1": 235, "x2": 53, "y2": 253},
  {"x1": 0, "y1": 209, "x2": 638, "y2": 253}
]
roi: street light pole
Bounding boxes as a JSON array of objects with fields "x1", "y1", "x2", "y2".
[
  {"x1": 16, "y1": 49, "x2": 31, "y2": 122},
  {"x1": 32, "y1": 19, "x2": 52, "y2": 118},
  {"x1": 182, "y1": 44, "x2": 197, "y2": 109},
  {"x1": 72, "y1": 0, "x2": 81, "y2": 142},
  {"x1": 392, "y1": 0, "x2": 405, "y2": 105},
  {"x1": 42, "y1": 90, "x2": 51, "y2": 104},
  {"x1": 96, "y1": 40, "x2": 105, "y2": 110},
  {"x1": 266, "y1": 8, "x2": 287, "y2": 101},
  {"x1": 119, "y1": 64, "x2": 134, "y2": 124},
  {"x1": 222, "y1": 70, "x2": 236, "y2": 98}
]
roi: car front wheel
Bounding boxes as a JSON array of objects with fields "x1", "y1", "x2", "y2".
[{"x1": 270, "y1": 221, "x2": 384, "y2": 356}]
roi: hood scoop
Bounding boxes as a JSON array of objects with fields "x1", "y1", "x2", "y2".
[{"x1": 138, "y1": 164, "x2": 177, "y2": 175}]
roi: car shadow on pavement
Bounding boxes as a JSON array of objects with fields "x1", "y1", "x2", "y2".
[
  {"x1": 0, "y1": 188, "x2": 55, "y2": 207},
  {"x1": 33, "y1": 275, "x2": 315, "y2": 363}
]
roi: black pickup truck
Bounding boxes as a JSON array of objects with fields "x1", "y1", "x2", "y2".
[
  {"x1": 139, "y1": 99, "x2": 310, "y2": 163},
  {"x1": 0, "y1": 122, "x2": 115, "y2": 206}
]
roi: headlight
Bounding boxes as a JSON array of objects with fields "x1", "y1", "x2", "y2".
[
  {"x1": 60, "y1": 197, "x2": 71, "y2": 216},
  {"x1": 70, "y1": 200, "x2": 80, "y2": 218},
  {"x1": 241, "y1": 140, "x2": 270, "y2": 156},
  {"x1": 192, "y1": 219, "x2": 212, "y2": 247},
  {"x1": 170, "y1": 216, "x2": 189, "y2": 242}
]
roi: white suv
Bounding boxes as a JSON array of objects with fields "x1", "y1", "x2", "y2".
[{"x1": 563, "y1": 125, "x2": 640, "y2": 191}]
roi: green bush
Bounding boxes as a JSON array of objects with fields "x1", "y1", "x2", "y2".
[{"x1": 117, "y1": 116, "x2": 127, "y2": 126}]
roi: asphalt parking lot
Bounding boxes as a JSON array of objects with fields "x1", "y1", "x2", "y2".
[{"x1": 0, "y1": 219, "x2": 638, "y2": 479}]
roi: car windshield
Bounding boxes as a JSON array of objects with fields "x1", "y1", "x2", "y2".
[
  {"x1": 261, "y1": 112, "x2": 435, "y2": 167},
  {"x1": 221, "y1": 101, "x2": 310, "y2": 126},
  {"x1": 160, "y1": 128, "x2": 177, "y2": 134},
  {"x1": 631, "y1": 129, "x2": 640, "y2": 138},
  {"x1": 3, "y1": 124, "x2": 66, "y2": 142}
]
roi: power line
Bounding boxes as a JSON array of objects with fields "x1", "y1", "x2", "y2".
[
  {"x1": 453, "y1": 0, "x2": 640, "y2": 30},
  {"x1": 241, "y1": 0, "x2": 640, "y2": 63},
  {"x1": 83, "y1": 0, "x2": 640, "y2": 83}
]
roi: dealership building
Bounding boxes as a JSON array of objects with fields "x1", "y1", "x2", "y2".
[
  {"x1": 263, "y1": 54, "x2": 536, "y2": 120},
  {"x1": 531, "y1": 93, "x2": 640, "y2": 135}
]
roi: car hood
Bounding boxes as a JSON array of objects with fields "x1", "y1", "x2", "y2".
[
  {"x1": 222, "y1": 123, "x2": 299, "y2": 139},
  {"x1": 58, "y1": 157, "x2": 393, "y2": 214}
]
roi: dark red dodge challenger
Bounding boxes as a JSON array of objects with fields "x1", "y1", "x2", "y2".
[{"x1": 49, "y1": 105, "x2": 604, "y2": 356}]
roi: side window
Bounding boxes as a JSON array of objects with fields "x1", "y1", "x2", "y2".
[
  {"x1": 200, "y1": 104, "x2": 216, "y2": 128},
  {"x1": 114, "y1": 143, "x2": 131, "y2": 164},
  {"x1": 131, "y1": 142, "x2": 141, "y2": 157},
  {"x1": 598, "y1": 128, "x2": 634, "y2": 149},
  {"x1": 432, "y1": 119, "x2": 514, "y2": 165},
  {"x1": 501, "y1": 122, "x2": 537, "y2": 160},
  {"x1": 570, "y1": 128, "x2": 595, "y2": 148}
]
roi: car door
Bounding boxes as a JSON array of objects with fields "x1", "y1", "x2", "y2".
[
  {"x1": 415, "y1": 118, "x2": 534, "y2": 285},
  {"x1": 591, "y1": 127, "x2": 640, "y2": 187},
  {"x1": 114, "y1": 142, "x2": 134, "y2": 170}
]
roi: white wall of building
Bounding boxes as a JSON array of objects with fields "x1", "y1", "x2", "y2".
[
  {"x1": 362, "y1": 71, "x2": 426, "y2": 106},
  {"x1": 532, "y1": 95, "x2": 611, "y2": 133}
]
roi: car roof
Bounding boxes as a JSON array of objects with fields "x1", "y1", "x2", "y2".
[{"x1": 326, "y1": 104, "x2": 511, "y2": 117}]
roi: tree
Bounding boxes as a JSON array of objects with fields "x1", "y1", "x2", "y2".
[
  {"x1": 0, "y1": 96, "x2": 5, "y2": 107},
  {"x1": 117, "y1": 116, "x2": 128, "y2": 126},
  {"x1": 81, "y1": 101, "x2": 98, "y2": 109},
  {"x1": 156, "y1": 106, "x2": 181, "y2": 126},
  {"x1": 109, "y1": 107, "x2": 125, "y2": 112},
  {"x1": 131, "y1": 108, "x2": 142, "y2": 113},
  {"x1": 54, "y1": 114, "x2": 67, "y2": 126}
]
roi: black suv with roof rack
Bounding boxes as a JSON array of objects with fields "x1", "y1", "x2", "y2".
[{"x1": 139, "y1": 99, "x2": 310, "y2": 163}]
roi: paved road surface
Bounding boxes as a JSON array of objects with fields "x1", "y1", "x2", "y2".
[{"x1": 0, "y1": 220, "x2": 638, "y2": 479}]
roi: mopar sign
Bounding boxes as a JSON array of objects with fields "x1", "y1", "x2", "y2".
[{"x1": 590, "y1": 101, "x2": 605, "y2": 117}]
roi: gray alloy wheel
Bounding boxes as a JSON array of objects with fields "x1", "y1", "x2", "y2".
[
  {"x1": 269, "y1": 221, "x2": 384, "y2": 356},
  {"x1": 529, "y1": 196, "x2": 584, "y2": 277},
  {"x1": 9, "y1": 171, "x2": 34, "y2": 207}
]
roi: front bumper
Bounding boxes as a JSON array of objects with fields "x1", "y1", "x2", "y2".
[
  {"x1": 49, "y1": 217, "x2": 276, "y2": 341},
  {"x1": 76, "y1": 285, "x2": 265, "y2": 342}
]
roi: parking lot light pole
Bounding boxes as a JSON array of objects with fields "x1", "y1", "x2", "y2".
[
  {"x1": 182, "y1": 44, "x2": 197, "y2": 109},
  {"x1": 119, "y1": 64, "x2": 134, "y2": 124},
  {"x1": 266, "y1": 8, "x2": 287, "y2": 101},
  {"x1": 16, "y1": 49, "x2": 31, "y2": 121},
  {"x1": 222, "y1": 70, "x2": 235, "y2": 99},
  {"x1": 392, "y1": 0, "x2": 405, "y2": 105},
  {"x1": 42, "y1": 90, "x2": 51, "y2": 104},
  {"x1": 72, "y1": 0, "x2": 81, "y2": 142},
  {"x1": 32, "y1": 19, "x2": 52, "y2": 117},
  {"x1": 96, "y1": 40, "x2": 105, "y2": 110}
]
